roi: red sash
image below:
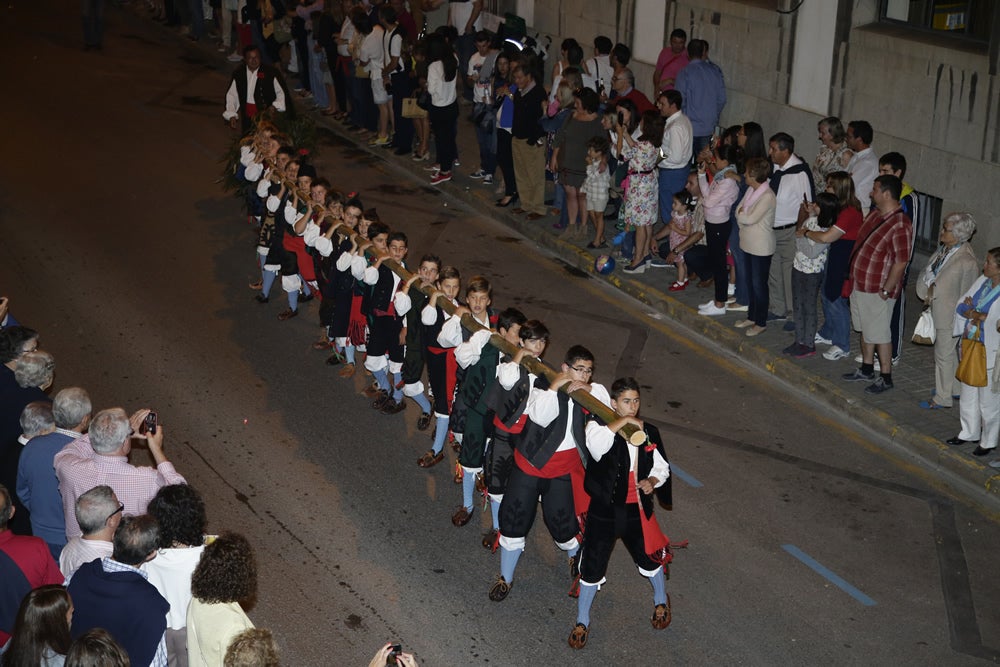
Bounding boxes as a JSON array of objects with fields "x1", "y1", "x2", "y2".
[
  {"x1": 514, "y1": 449, "x2": 589, "y2": 516},
  {"x1": 348, "y1": 294, "x2": 366, "y2": 345},
  {"x1": 426, "y1": 346, "x2": 458, "y2": 411},
  {"x1": 626, "y1": 470, "x2": 669, "y2": 556},
  {"x1": 245, "y1": 102, "x2": 258, "y2": 118}
]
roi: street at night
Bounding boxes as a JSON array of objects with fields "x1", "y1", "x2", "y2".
[{"x1": 2, "y1": 2, "x2": 999, "y2": 665}]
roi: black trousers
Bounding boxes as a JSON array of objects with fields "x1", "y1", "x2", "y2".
[{"x1": 499, "y1": 465, "x2": 577, "y2": 543}]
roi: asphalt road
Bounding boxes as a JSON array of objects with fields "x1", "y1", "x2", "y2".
[{"x1": 2, "y1": 3, "x2": 999, "y2": 665}]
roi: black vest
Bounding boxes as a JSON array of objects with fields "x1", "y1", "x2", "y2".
[
  {"x1": 583, "y1": 423, "x2": 671, "y2": 514},
  {"x1": 514, "y1": 390, "x2": 587, "y2": 469},
  {"x1": 484, "y1": 366, "x2": 532, "y2": 428}
]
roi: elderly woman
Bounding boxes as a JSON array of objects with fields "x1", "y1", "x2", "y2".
[
  {"x1": 946, "y1": 247, "x2": 1000, "y2": 458},
  {"x1": 811, "y1": 117, "x2": 853, "y2": 192},
  {"x1": 734, "y1": 157, "x2": 776, "y2": 336},
  {"x1": 916, "y1": 213, "x2": 979, "y2": 409},
  {"x1": 187, "y1": 532, "x2": 258, "y2": 667}
]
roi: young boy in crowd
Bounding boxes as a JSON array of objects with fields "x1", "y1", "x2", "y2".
[
  {"x1": 415, "y1": 267, "x2": 463, "y2": 467},
  {"x1": 480, "y1": 320, "x2": 549, "y2": 550},
  {"x1": 323, "y1": 196, "x2": 364, "y2": 376},
  {"x1": 490, "y1": 346, "x2": 610, "y2": 603},
  {"x1": 395, "y1": 254, "x2": 442, "y2": 424},
  {"x1": 581, "y1": 136, "x2": 612, "y2": 249},
  {"x1": 361, "y1": 227, "x2": 407, "y2": 413},
  {"x1": 569, "y1": 377, "x2": 671, "y2": 649}
]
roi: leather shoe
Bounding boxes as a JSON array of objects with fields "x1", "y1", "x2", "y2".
[
  {"x1": 416, "y1": 412, "x2": 432, "y2": 431},
  {"x1": 972, "y1": 445, "x2": 994, "y2": 457},
  {"x1": 451, "y1": 506, "x2": 473, "y2": 527},
  {"x1": 488, "y1": 575, "x2": 511, "y2": 602},
  {"x1": 568, "y1": 623, "x2": 588, "y2": 649},
  {"x1": 362, "y1": 383, "x2": 382, "y2": 398},
  {"x1": 945, "y1": 436, "x2": 978, "y2": 446},
  {"x1": 417, "y1": 450, "x2": 444, "y2": 468},
  {"x1": 526, "y1": 212, "x2": 545, "y2": 221},
  {"x1": 651, "y1": 597, "x2": 672, "y2": 629},
  {"x1": 481, "y1": 528, "x2": 498, "y2": 551},
  {"x1": 254, "y1": 294, "x2": 269, "y2": 304},
  {"x1": 277, "y1": 308, "x2": 298, "y2": 320},
  {"x1": 380, "y1": 398, "x2": 406, "y2": 414},
  {"x1": 512, "y1": 207, "x2": 526, "y2": 215},
  {"x1": 496, "y1": 195, "x2": 517, "y2": 207}
]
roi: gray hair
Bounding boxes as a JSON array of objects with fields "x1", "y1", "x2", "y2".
[
  {"x1": 14, "y1": 350, "x2": 55, "y2": 389},
  {"x1": 621, "y1": 67, "x2": 635, "y2": 86},
  {"x1": 89, "y1": 408, "x2": 131, "y2": 454},
  {"x1": 20, "y1": 401, "x2": 54, "y2": 439},
  {"x1": 76, "y1": 485, "x2": 119, "y2": 535},
  {"x1": 944, "y1": 211, "x2": 976, "y2": 244},
  {"x1": 53, "y1": 387, "x2": 92, "y2": 430}
]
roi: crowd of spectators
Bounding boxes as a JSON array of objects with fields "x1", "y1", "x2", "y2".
[{"x1": 0, "y1": 318, "x2": 296, "y2": 665}]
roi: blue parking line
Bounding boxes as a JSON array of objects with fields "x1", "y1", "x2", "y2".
[
  {"x1": 668, "y1": 463, "x2": 703, "y2": 488},
  {"x1": 782, "y1": 544, "x2": 877, "y2": 606}
]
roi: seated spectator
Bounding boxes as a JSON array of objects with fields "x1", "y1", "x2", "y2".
[
  {"x1": 18, "y1": 388, "x2": 93, "y2": 561},
  {"x1": 0, "y1": 584, "x2": 72, "y2": 666},
  {"x1": 59, "y1": 485, "x2": 122, "y2": 579},
  {"x1": 223, "y1": 628, "x2": 280, "y2": 667},
  {"x1": 68, "y1": 514, "x2": 169, "y2": 667},
  {"x1": 55, "y1": 408, "x2": 186, "y2": 539},
  {"x1": 144, "y1": 485, "x2": 210, "y2": 667},
  {"x1": 187, "y1": 532, "x2": 257, "y2": 667},
  {"x1": 0, "y1": 484, "x2": 63, "y2": 648},
  {"x1": 64, "y1": 628, "x2": 130, "y2": 667}
]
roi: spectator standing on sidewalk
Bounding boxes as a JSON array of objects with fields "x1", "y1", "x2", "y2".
[
  {"x1": 675, "y1": 39, "x2": 725, "y2": 159},
  {"x1": 425, "y1": 34, "x2": 459, "y2": 185},
  {"x1": 842, "y1": 175, "x2": 912, "y2": 394},
  {"x1": 510, "y1": 63, "x2": 547, "y2": 219},
  {"x1": 653, "y1": 29, "x2": 688, "y2": 93},
  {"x1": 915, "y1": 213, "x2": 979, "y2": 409},
  {"x1": 846, "y1": 120, "x2": 877, "y2": 212}
]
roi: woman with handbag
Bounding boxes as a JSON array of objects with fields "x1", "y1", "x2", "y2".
[
  {"x1": 947, "y1": 247, "x2": 1000, "y2": 457},
  {"x1": 915, "y1": 212, "x2": 979, "y2": 409}
]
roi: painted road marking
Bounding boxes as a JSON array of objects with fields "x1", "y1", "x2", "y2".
[
  {"x1": 782, "y1": 544, "x2": 877, "y2": 606},
  {"x1": 669, "y1": 463, "x2": 703, "y2": 488}
]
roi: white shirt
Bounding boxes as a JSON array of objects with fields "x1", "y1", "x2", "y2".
[
  {"x1": 584, "y1": 421, "x2": 670, "y2": 484},
  {"x1": 772, "y1": 154, "x2": 813, "y2": 228},
  {"x1": 847, "y1": 146, "x2": 878, "y2": 212},
  {"x1": 448, "y1": 0, "x2": 481, "y2": 33},
  {"x1": 223, "y1": 67, "x2": 287, "y2": 121},
  {"x1": 361, "y1": 26, "x2": 385, "y2": 75},
  {"x1": 142, "y1": 545, "x2": 207, "y2": 629},
  {"x1": 585, "y1": 54, "x2": 612, "y2": 92},
  {"x1": 59, "y1": 537, "x2": 113, "y2": 579},
  {"x1": 525, "y1": 383, "x2": 611, "y2": 453},
  {"x1": 338, "y1": 17, "x2": 355, "y2": 57},
  {"x1": 428, "y1": 60, "x2": 458, "y2": 106},
  {"x1": 659, "y1": 111, "x2": 693, "y2": 169}
]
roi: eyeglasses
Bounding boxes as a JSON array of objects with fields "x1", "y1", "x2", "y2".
[
  {"x1": 107, "y1": 504, "x2": 124, "y2": 521},
  {"x1": 569, "y1": 365, "x2": 593, "y2": 376}
]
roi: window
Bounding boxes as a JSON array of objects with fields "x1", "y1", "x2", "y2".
[
  {"x1": 910, "y1": 190, "x2": 943, "y2": 255},
  {"x1": 880, "y1": 0, "x2": 993, "y2": 44}
]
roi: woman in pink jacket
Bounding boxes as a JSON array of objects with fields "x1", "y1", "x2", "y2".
[{"x1": 696, "y1": 144, "x2": 743, "y2": 316}]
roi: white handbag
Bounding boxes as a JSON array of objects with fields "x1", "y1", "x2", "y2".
[{"x1": 911, "y1": 308, "x2": 936, "y2": 345}]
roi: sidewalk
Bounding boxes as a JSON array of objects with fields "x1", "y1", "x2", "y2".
[{"x1": 162, "y1": 15, "x2": 1000, "y2": 509}]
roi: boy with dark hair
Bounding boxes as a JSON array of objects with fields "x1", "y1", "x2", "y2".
[
  {"x1": 568, "y1": 377, "x2": 671, "y2": 649},
  {"x1": 323, "y1": 197, "x2": 364, "y2": 376},
  {"x1": 362, "y1": 230, "x2": 409, "y2": 413},
  {"x1": 878, "y1": 151, "x2": 917, "y2": 365},
  {"x1": 480, "y1": 319, "x2": 548, "y2": 550},
  {"x1": 395, "y1": 254, "x2": 442, "y2": 425},
  {"x1": 415, "y1": 266, "x2": 463, "y2": 467},
  {"x1": 489, "y1": 345, "x2": 610, "y2": 603}
]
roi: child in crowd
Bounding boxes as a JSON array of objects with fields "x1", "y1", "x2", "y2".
[
  {"x1": 667, "y1": 190, "x2": 696, "y2": 291},
  {"x1": 581, "y1": 135, "x2": 611, "y2": 249},
  {"x1": 360, "y1": 225, "x2": 405, "y2": 411},
  {"x1": 324, "y1": 197, "x2": 364, "y2": 376},
  {"x1": 787, "y1": 192, "x2": 838, "y2": 358}
]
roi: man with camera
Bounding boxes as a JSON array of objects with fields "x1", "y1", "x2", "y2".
[{"x1": 55, "y1": 407, "x2": 186, "y2": 538}]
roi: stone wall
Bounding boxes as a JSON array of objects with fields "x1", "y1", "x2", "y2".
[{"x1": 507, "y1": 0, "x2": 1000, "y2": 255}]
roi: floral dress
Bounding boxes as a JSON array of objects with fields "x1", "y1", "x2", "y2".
[
  {"x1": 811, "y1": 143, "x2": 852, "y2": 192},
  {"x1": 621, "y1": 141, "x2": 659, "y2": 227}
]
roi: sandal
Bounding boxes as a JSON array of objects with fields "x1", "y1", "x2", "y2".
[
  {"x1": 651, "y1": 596, "x2": 672, "y2": 629},
  {"x1": 918, "y1": 400, "x2": 947, "y2": 409},
  {"x1": 568, "y1": 623, "x2": 589, "y2": 649}
]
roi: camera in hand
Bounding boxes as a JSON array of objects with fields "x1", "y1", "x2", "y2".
[
  {"x1": 139, "y1": 411, "x2": 158, "y2": 436},
  {"x1": 385, "y1": 644, "x2": 402, "y2": 665},
  {"x1": 617, "y1": 110, "x2": 625, "y2": 126}
]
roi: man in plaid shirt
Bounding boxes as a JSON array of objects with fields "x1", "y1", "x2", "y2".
[
  {"x1": 842, "y1": 175, "x2": 913, "y2": 394},
  {"x1": 55, "y1": 407, "x2": 186, "y2": 539}
]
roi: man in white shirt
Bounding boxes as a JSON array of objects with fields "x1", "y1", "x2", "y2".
[
  {"x1": 223, "y1": 46, "x2": 287, "y2": 134},
  {"x1": 585, "y1": 36, "x2": 613, "y2": 97},
  {"x1": 846, "y1": 120, "x2": 877, "y2": 212},
  {"x1": 448, "y1": 0, "x2": 483, "y2": 100},
  {"x1": 767, "y1": 132, "x2": 814, "y2": 323},
  {"x1": 59, "y1": 485, "x2": 122, "y2": 579},
  {"x1": 656, "y1": 90, "x2": 693, "y2": 229}
]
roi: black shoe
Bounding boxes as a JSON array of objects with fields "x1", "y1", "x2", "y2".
[
  {"x1": 945, "y1": 436, "x2": 978, "y2": 446},
  {"x1": 254, "y1": 294, "x2": 269, "y2": 304},
  {"x1": 299, "y1": 292, "x2": 314, "y2": 303},
  {"x1": 393, "y1": 147, "x2": 411, "y2": 156},
  {"x1": 864, "y1": 377, "x2": 894, "y2": 394},
  {"x1": 972, "y1": 446, "x2": 994, "y2": 457}
]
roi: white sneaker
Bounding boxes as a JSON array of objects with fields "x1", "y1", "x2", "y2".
[
  {"x1": 823, "y1": 346, "x2": 850, "y2": 361},
  {"x1": 727, "y1": 283, "x2": 736, "y2": 297},
  {"x1": 698, "y1": 299, "x2": 715, "y2": 310},
  {"x1": 699, "y1": 303, "x2": 727, "y2": 316},
  {"x1": 815, "y1": 333, "x2": 833, "y2": 346},
  {"x1": 482, "y1": 174, "x2": 493, "y2": 185}
]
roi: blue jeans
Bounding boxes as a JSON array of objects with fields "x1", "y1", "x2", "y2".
[
  {"x1": 729, "y1": 222, "x2": 749, "y2": 306},
  {"x1": 747, "y1": 254, "x2": 772, "y2": 326},
  {"x1": 658, "y1": 167, "x2": 689, "y2": 224},
  {"x1": 819, "y1": 292, "x2": 851, "y2": 351},
  {"x1": 475, "y1": 121, "x2": 497, "y2": 174}
]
